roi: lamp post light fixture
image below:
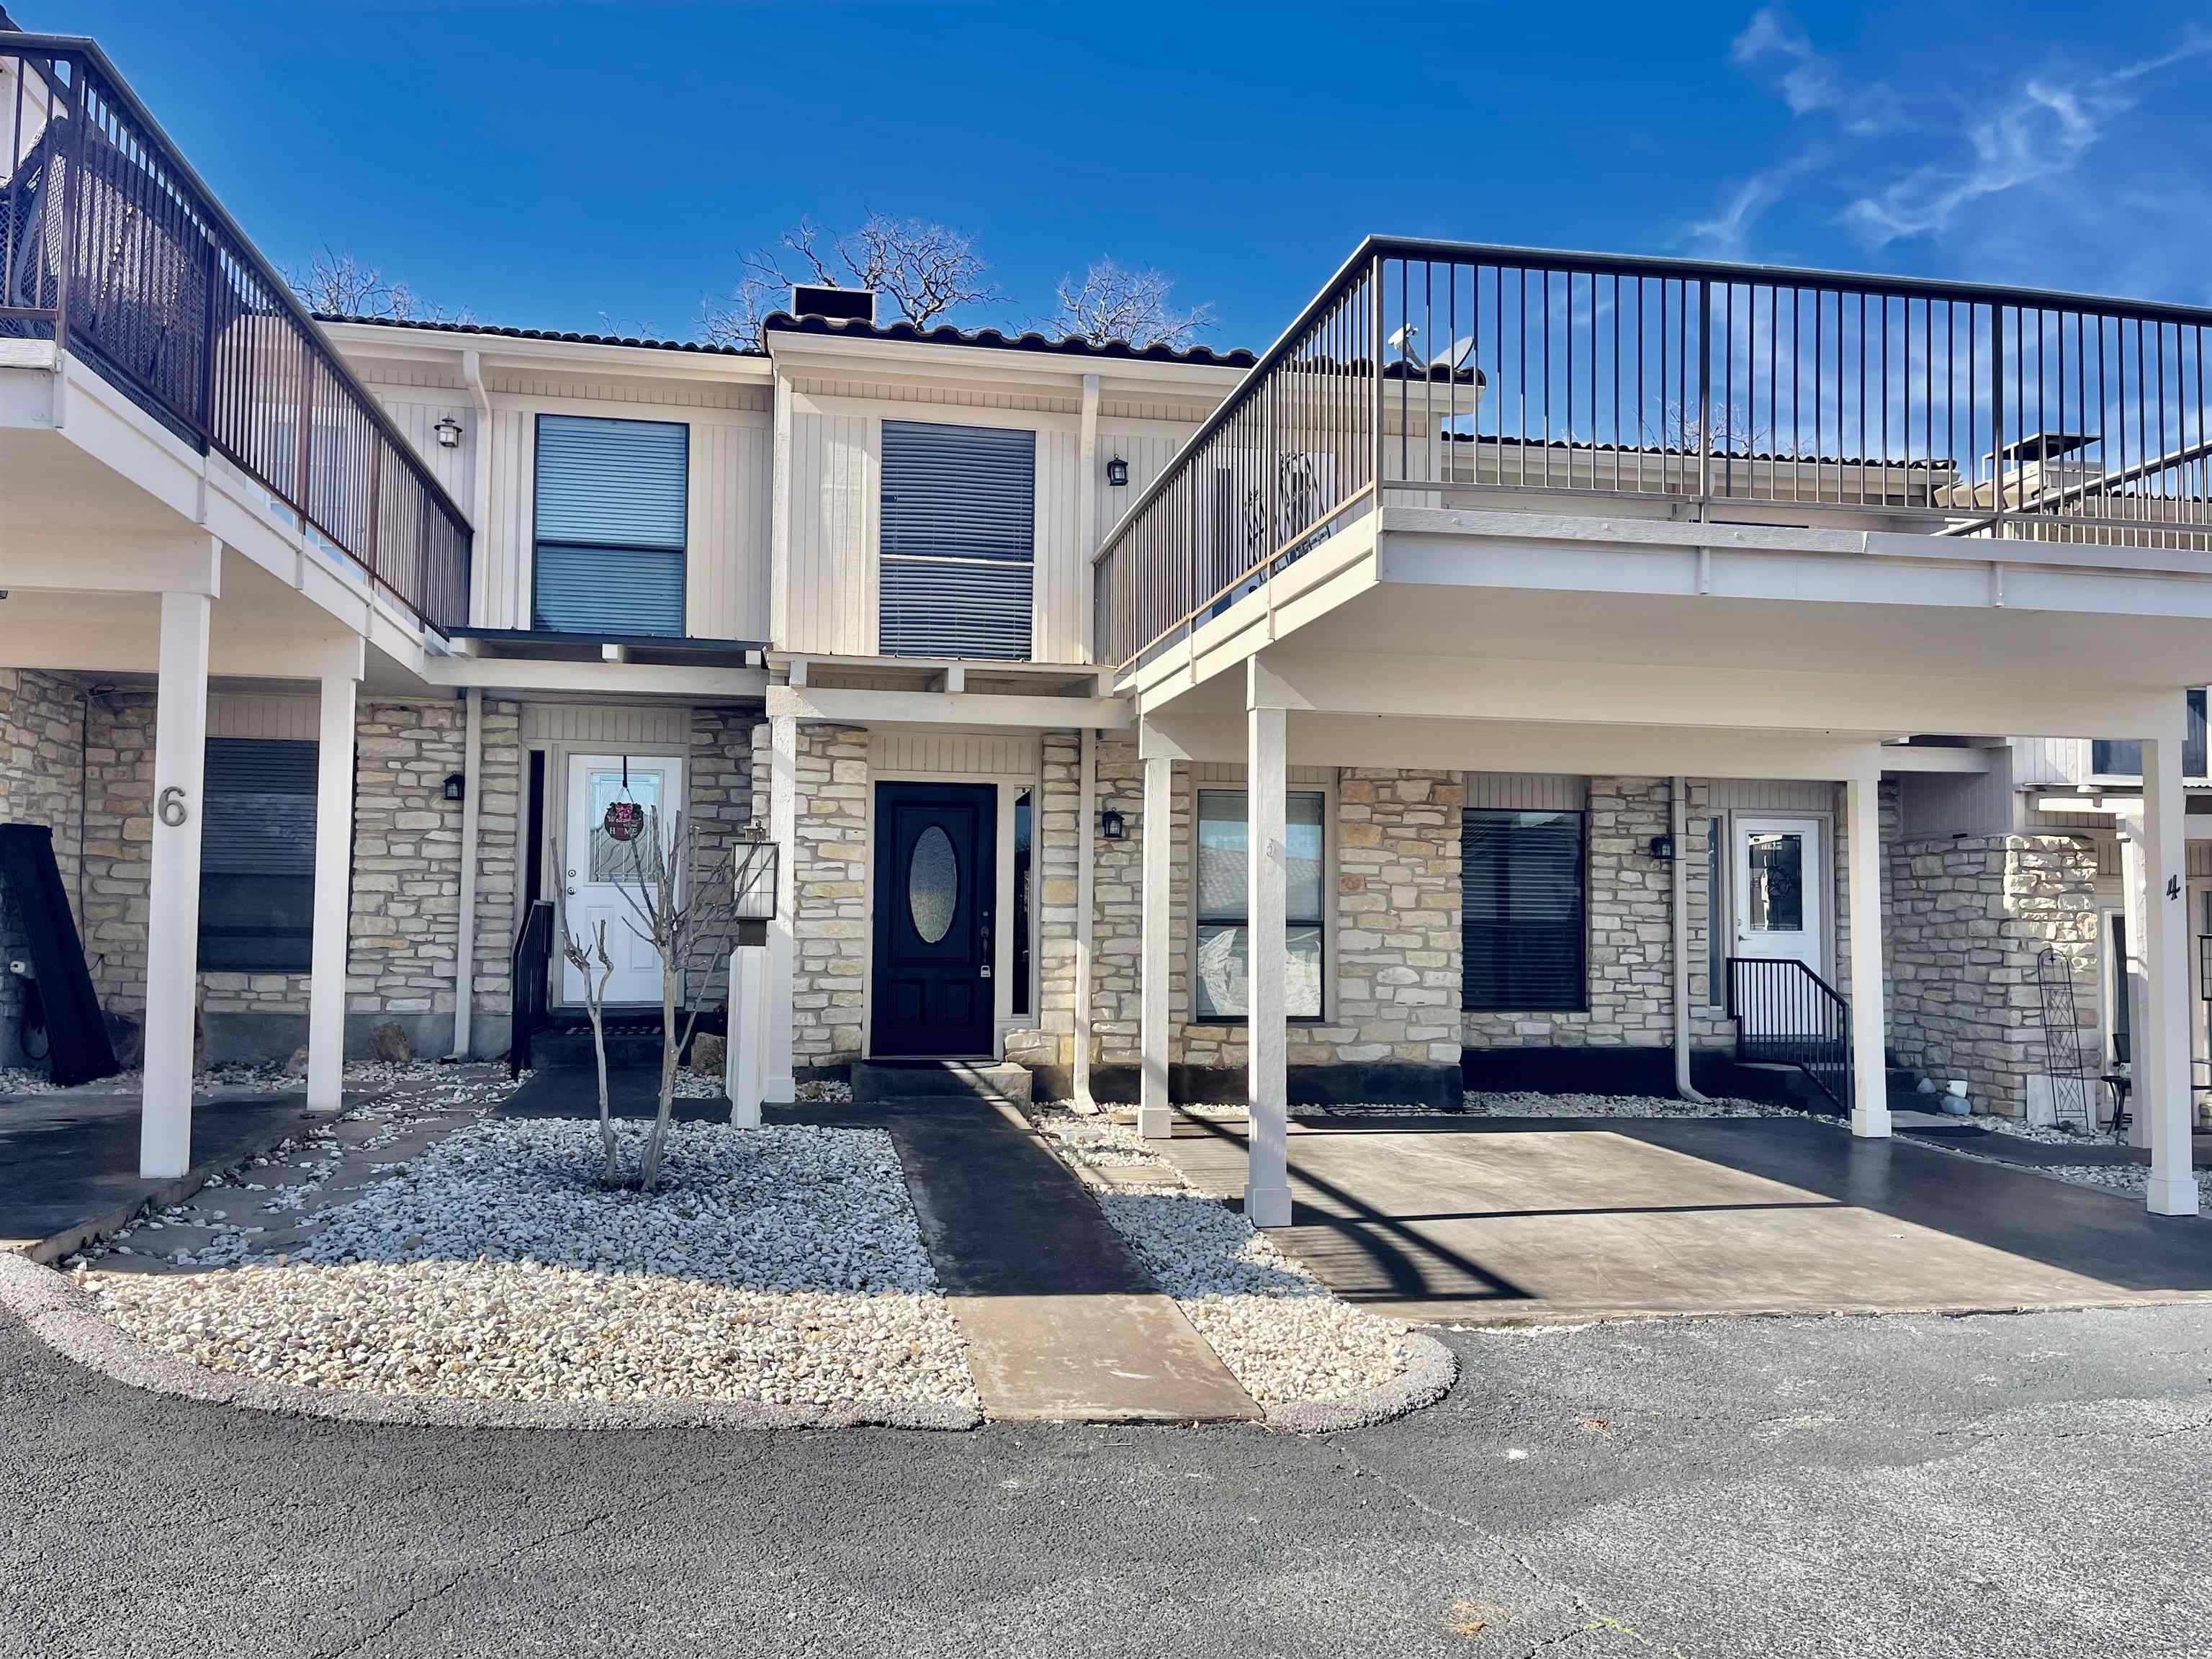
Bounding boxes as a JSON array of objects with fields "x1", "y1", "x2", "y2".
[
  {"x1": 443, "y1": 772, "x2": 467, "y2": 803},
  {"x1": 1105, "y1": 457, "x2": 1129, "y2": 488},
  {"x1": 1099, "y1": 807, "x2": 1126, "y2": 842},
  {"x1": 433, "y1": 415, "x2": 464, "y2": 449}
]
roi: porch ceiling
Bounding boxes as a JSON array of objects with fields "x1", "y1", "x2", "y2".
[{"x1": 0, "y1": 425, "x2": 192, "y2": 540}]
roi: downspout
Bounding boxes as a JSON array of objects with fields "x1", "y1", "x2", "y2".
[
  {"x1": 449, "y1": 686, "x2": 482, "y2": 1058},
  {"x1": 460, "y1": 349, "x2": 494, "y2": 630},
  {"x1": 1672, "y1": 775, "x2": 1710, "y2": 1103}
]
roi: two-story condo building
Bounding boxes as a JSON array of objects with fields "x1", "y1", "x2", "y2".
[{"x1": 1, "y1": 30, "x2": 2205, "y2": 1226}]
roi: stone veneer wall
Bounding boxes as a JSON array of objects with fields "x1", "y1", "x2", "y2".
[
  {"x1": 1079, "y1": 740, "x2": 1463, "y2": 1076},
  {"x1": 784, "y1": 723, "x2": 870, "y2": 1071},
  {"x1": 1886, "y1": 833, "x2": 2100, "y2": 1117},
  {"x1": 1004, "y1": 729, "x2": 1083, "y2": 1071}
]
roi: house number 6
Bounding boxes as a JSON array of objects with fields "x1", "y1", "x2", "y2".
[{"x1": 158, "y1": 787, "x2": 189, "y2": 827}]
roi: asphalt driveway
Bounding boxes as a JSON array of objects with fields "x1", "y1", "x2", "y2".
[
  {"x1": 1150, "y1": 1114, "x2": 2212, "y2": 1322},
  {"x1": 5, "y1": 1294, "x2": 2211, "y2": 1658}
]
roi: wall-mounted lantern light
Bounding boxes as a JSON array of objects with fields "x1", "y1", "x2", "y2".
[
  {"x1": 1099, "y1": 807, "x2": 1126, "y2": 842},
  {"x1": 443, "y1": 773, "x2": 467, "y2": 803},
  {"x1": 433, "y1": 415, "x2": 464, "y2": 449},
  {"x1": 1105, "y1": 457, "x2": 1130, "y2": 488},
  {"x1": 1647, "y1": 833, "x2": 1674, "y2": 861}
]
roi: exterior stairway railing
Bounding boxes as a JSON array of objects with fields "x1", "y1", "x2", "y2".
[{"x1": 1725, "y1": 956, "x2": 1853, "y2": 1115}]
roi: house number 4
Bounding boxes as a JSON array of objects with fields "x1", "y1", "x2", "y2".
[
  {"x1": 158, "y1": 787, "x2": 189, "y2": 827},
  {"x1": 2168, "y1": 876, "x2": 2183, "y2": 901}
]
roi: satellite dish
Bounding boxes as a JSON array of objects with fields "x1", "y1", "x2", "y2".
[
  {"x1": 1387, "y1": 323, "x2": 1419, "y2": 356},
  {"x1": 1431, "y1": 335, "x2": 1477, "y2": 372}
]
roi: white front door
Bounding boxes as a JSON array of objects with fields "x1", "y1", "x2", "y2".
[
  {"x1": 562, "y1": 753, "x2": 684, "y2": 1006},
  {"x1": 1731, "y1": 815, "x2": 1827, "y2": 1030}
]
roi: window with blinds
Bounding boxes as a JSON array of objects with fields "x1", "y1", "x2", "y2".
[
  {"x1": 532, "y1": 415, "x2": 689, "y2": 637},
  {"x1": 879, "y1": 420, "x2": 1034, "y2": 659},
  {"x1": 1462, "y1": 809, "x2": 1587, "y2": 1012},
  {"x1": 1194, "y1": 788, "x2": 1326, "y2": 1022},
  {"x1": 199, "y1": 738, "x2": 320, "y2": 972}
]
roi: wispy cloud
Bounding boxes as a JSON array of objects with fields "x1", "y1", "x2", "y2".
[
  {"x1": 1688, "y1": 151, "x2": 1823, "y2": 260},
  {"x1": 1840, "y1": 28, "x2": 2211, "y2": 246},
  {"x1": 1730, "y1": 7, "x2": 1838, "y2": 115}
]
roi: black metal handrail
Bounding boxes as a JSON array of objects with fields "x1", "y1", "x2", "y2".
[
  {"x1": 508, "y1": 899, "x2": 554, "y2": 1078},
  {"x1": 0, "y1": 34, "x2": 472, "y2": 634},
  {"x1": 1725, "y1": 956, "x2": 1853, "y2": 1115},
  {"x1": 1092, "y1": 234, "x2": 2212, "y2": 674}
]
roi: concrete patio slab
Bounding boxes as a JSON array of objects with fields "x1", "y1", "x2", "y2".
[
  {"x1": 1, "y1": 1086, "x2": 316, "y2": 1262},
  {"x1": 1148, "y1": 1112, "x2": 2212, "y2": 1323}
]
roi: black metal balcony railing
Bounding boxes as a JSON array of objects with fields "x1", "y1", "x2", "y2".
[
  {"x1": 0, "y1": 35, "x2": 470, "y2": 634},
  {"x1": 1092, "y1": 237, "x2": 2212, "y2": 673}
]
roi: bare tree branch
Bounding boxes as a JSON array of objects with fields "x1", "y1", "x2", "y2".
[
  {"x1": 700, "y1": 213, "x2": 1000, "y2": 347},
  {"x1": 1048, "y1": 259, "x2": 1215, "y2": 349},
  {"x1": 285, "y1": 246, "x2": 474, "y2": 325}
]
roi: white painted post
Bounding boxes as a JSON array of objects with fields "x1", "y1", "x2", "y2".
[
  {"x1": 449, "y1": 685, "x2": 482, "y2": 1060},
  {"x1": 1844, "y1": 770, "x2": 1891, "y2": 1139},
  {"x1": 2141, "y1": 737, "x2": 2199, "y2": 1215},
  {"x1": 1074, "y1": 725, "x2": 1097, "y2": 1111},
  {"x1": 306, "y1": 670, "x2": 357, "y2": 1112},
  {"x1": 727, "y1": 941, "x2": 767, "y2": 1128},
  {"x1": 2118, "y1": 815, "x2": 2152, "y2": 1148},
  {"x1": 764, "y1": 711, "x2": 797, "y2": 1103},
  {"x1": 1138, "y1": 746, "x2": 1172, "y2": 1138},
  {"x1": 141, "y1": 591, "x2": 210, "y2": 1179},
  {"x1": 1245, "y1": 665, "x2": 1292, "y2": 1229}
]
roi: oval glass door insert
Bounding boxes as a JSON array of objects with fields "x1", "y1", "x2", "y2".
[{"x1": 909, "y1": 824, "x2": 958, "y2": 944}]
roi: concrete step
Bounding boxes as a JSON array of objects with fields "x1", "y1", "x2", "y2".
[
  {"x1": 853, "y1": 1061, "x2": 1033, "y2": 1107},
  {"x1": 529, "y1": 1025, "x2": 673, "y2": 1071}
]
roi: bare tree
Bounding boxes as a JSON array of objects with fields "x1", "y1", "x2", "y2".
[
  {"x1": 611, "y1": 806, "x2": 735, "y2": 1191},
  {"x1": 286, "y1": 246, "x2": 474, "y2": 325},
  {"x1": 1048, "y1": 259, "x2": 1215, "y2": 349},
  {"x1": 552, "y1": 873, "x2": 621, "y2": 1186},
  {"x1": 701, "y1": 214, "x2": 999, "y2": 348}
]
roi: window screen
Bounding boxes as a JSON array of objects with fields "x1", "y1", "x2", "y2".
[
  {"x1": 1462, "y1": 809, "x2": 1587, "y2": 1012},
  {"x1": 1194, "y1": 788, "x2": 1325, "y2": 1021},
  {"x1": 879, "y1": 420, "x2": 1034, "y2": 659},
  {"x1": 199, "y1": 738, "x2": 320, "y2": 972},
  {"x1": 532, "y1": 415, "x2": 688, "y2": 636}
]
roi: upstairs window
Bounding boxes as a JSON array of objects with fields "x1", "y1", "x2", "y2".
[
  {"x1": 1462, "y1": 809, "x2": 1587, "y2": 1012},
  {"x1": 879, "y1": 420, "x2": 1034, "y2": 660},
  {"x1": 532, "y1": 415, "x2": 688, "y2": 637},
  {"x1": 199, "y1": 739, "x2": 318, "y2": 972},
  {"x1": 2092, "y1": 689, "x2": 2210, "y2": 780}
]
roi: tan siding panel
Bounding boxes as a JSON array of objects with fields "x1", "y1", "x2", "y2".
[
  {"x1": 1033, "y1": 428, "x2": 1082, "y2": 663},
  {"x1": 207, "y1": 693, "x2": 320, "y2": 741},
  {"x1": 686, "y1": 420, "x2": 773, "y2": 640},
  {"x1": 519, "y1": 703, "x2": 692, "y2": 745},
  {"x1": 1465, "y1": 772, "x2": 1590, "y2": 811},
  {"x1": 1709, "y1": 779, "x2": 1840, "y2": 812},
  {"x1": 871, "y1": 732, "x2": 1040, "y2": 776}
]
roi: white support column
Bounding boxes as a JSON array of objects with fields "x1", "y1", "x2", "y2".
[
  {"x1": 2118, "y1": 816, "x2": 2151, "y2": 1148},
  {"x1": 727, "y1": 941, "x2": 768, "y2": 1128},
  {"x1": 1074, "y1": 725, "x2": 1097, "y2": 1110},
  {"x1": 306, "y1": 670, "x2": 358, "y2": 1112},
  {"x1": 448, "y1": 686, "x2": 482, "y2": 1061},
  {"x1": 140, "y1": 591, "x2": 210, "y2": 1179},
  {"x1": 1844, "y1": 770, "x2": 1891, "y2": 1139},
  {"x1": 1137, "y1": 745, "x2": 1172, "y2": 1138},
  {"x1": 1245, "y1": 663, "x2": 1292, "y2": 1228},
  {"x1": 764, "y1": 711, "x2": 797, "y2": 1103},
  {"x1": 2141, "y1": 737, "x2": 2199, "y2": 1216}
]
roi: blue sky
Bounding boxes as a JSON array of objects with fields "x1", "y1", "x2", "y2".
[{"x1": 37, "y1": 1, "x2": 2212, "y2": 351}]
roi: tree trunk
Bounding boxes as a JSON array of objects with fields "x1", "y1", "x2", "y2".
[
  {"x1": 639, "y1": 966, "x2": 680, "y2": 1190},
  {"x1": 588, "y1": 967, "x2": 617, "y2": 1184}
]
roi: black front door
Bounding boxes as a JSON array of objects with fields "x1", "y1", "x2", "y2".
[{"x1": 872, "y1": 783, "x2": 996, "y2": 1057}]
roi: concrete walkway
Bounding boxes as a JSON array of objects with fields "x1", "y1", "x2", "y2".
[
  {"x1": 783, "y1": 1095, "x2": 1259, "y2": 1424},
  {"x1": 1151, "y1": 1111, "x2": 2212, "y2": 1323},
  {"x1": 0, "y1": 1084, "x2": 315, "y2": 1261},
  {"x1": 508, "y1": 1074, "x2": 1259, "y2": 1423}
]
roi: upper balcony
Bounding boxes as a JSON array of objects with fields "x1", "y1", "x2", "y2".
[
  {"x1": 1092, "y1": 238, "x2": 2212, "y2": 703},
  {"x1": 0, "y1": 34, "x2": 470, "y2": 635}
]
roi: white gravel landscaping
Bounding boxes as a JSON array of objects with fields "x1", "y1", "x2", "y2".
[
  {"x1": 1460, "y1": 1089, "x2": 1788, "y2": 1119},
  {"x1": 1034, "y1": 1108, "x2": 1432, "y2": 1413},
  {"x1": 79, "y1": 1116, "x2": 977, "y2": 1413}
]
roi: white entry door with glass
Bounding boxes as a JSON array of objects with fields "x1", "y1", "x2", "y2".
[
  {"x1": 562, "y1": 753, "x2": 685, "y2": 1005},
  {"x1": 1730, "y1": 815, "x2": 1828, "y2": 1033}
]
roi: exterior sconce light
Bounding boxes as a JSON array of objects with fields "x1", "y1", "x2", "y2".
[
  {"x1": 443, "y1": 773, "x2": 467, "y2": 803},
  {"x1": 1105, "y1": 457, "x2": 1130, "y2": 487},
  {"x1": 433, "y1": 415, "x2": 464, "y2": 449},
  {"x1": 1099, "y1": 808, "x2": 1126, "y2": 842},
  {"x1": 1647, "y1": 833, "x2": 1674, "y2": 861}
]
